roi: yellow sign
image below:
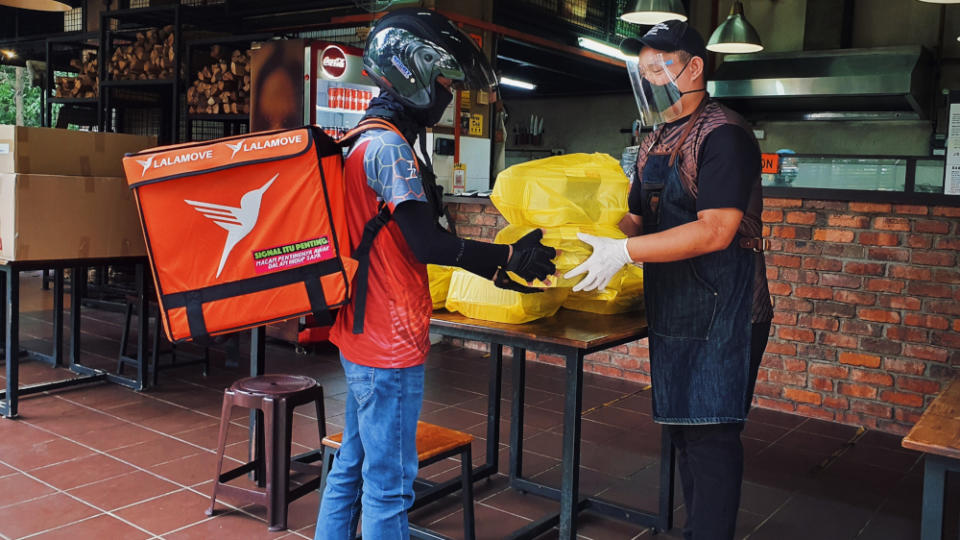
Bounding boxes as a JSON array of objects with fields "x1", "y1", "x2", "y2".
[
  {"x1": 460, "y1": 90, "x2": 471, "y2": 109},
  {"x1": 468, "y1": 113, "x2": 484, "y2": 136}
]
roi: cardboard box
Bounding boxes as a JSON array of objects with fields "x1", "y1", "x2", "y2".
[
  {"x1": 0, "y1": 126, "x2": 156, "y2": 178},
  {"x1": 0, "y1": 174, "x2": 146, "y2": 262}
]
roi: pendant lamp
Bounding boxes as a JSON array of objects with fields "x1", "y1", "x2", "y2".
[
  {"x1": 0, "y1": 0, "x2": 73, "y2": 10},
  {"x1": 620, "y1": 0, "x2": 687, "y2": 25},
  {"x1": 707, "y1": 1, "x2": 763, "y2": 54}
]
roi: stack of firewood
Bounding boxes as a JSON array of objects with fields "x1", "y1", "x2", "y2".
[
  {"x1": 108, "y1": 25, "x2": 176, "y2": 80},
  {"x1": 55, "y1": 54, "x2": 98, "y2": 99},
  {"x1": 186, "y1": 46, "x2": 251, "y2": 115}
]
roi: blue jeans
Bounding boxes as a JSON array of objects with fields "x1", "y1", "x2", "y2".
[{"x1": 315, "y1": 355, "x2": 424, "y2": 540}]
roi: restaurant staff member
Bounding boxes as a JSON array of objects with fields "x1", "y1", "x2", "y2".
[{"x1": 564, "y1": 20, "x2": 773, "y2": 540}]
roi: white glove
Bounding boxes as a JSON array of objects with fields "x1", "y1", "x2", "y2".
[{"x1": 563, "y1": 233, "x2": 632, "y2": 292}]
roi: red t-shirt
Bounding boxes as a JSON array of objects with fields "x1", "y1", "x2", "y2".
[{"x1": 329, "y1": 129, "x2": 432, "y2": 368}]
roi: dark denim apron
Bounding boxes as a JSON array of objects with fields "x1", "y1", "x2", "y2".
[{"x1": 639, "y1": 105, "x2": 755, "y2": 424}]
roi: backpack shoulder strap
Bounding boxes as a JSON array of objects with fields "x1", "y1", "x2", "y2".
[
  {"x1": 338, "y1": 118, "x2": 407, "y2": 149},
  {"x1": 338, "y1": 118, "x2": 406, "y2": 334}
]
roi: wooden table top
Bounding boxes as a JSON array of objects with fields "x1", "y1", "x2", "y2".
[
  {"x1": 430, "y1": 308, "x2": 648, "y2": 351},
  {"x1": 902, "y1": 378, "x2": 960, "y2": 460}
]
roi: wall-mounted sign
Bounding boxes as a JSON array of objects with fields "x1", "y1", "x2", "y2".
[
  {"x1": 469, "y1": 113, "x2": 484, "y2": 137},
  {"x1": 319, "y1": 45, "x2": 347, "y2": 80},
  {"x1": 761, "y1": 153, "x2": 779, "y2": 174}
]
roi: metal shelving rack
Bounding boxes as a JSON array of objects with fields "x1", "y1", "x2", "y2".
[
  {"x1": 98, "y1": 3, "x2": 228, "y2": 144},
  {"x1": 98, "y1": 5, "x2": 183, "y2": 144},
  {"x1": 184, "y1": 32, "x2": 274, "y2": 141},
  {"x1": 44, "y1": 32, "x2": 100, "y2": 129}
]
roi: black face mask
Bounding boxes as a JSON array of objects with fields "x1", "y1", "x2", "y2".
[{"x1": 412, "y1": 80, "x2": 453, "y2": 127}]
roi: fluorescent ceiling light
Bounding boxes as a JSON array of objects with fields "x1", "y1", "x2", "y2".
[
  {"x1": 1, "y1": 49, "x2": 16, "y2": 59},
  {"x1": 577, "y1": 37, "x2": 628, "y2": 62},
  {"x1": 917, "y1": 0, "x2": 960, "y2": 3},
  {"x1": 500, "y1": 76, "x2": 536, "y2": 91}
]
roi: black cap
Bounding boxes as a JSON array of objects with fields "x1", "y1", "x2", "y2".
[{"x1": 620, "y1": 20, "x2": 707, "y2": 60}]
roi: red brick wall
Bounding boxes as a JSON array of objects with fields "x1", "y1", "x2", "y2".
[{"x1": 445, "y1": 198, "x2": 960, "y2": 435}]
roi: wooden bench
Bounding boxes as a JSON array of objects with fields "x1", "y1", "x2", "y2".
[
  {"x1": 320, "y1": 421, "x2": 476, "y2": 540},
  {"x1": 903, "y1": 378, "x2": 960, "y2": 540}
]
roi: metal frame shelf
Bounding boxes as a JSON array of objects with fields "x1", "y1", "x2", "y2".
[
  {"x1": 98, "y1": 5, "x2": 191, "y2": 144},
  {"x1": 183, "y1": 32, "x2": 273, "y2": 141},
  {"x1": 44, "y1": 31, "x2": 100, "y2": 128}
]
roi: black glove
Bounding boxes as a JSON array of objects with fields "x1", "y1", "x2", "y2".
[
  {"x1": 503, "y1": 229, "x2": 557, "y2": 282},
  {"x1": 493, "y1": 269, "x2": 543, "y2": 294}
]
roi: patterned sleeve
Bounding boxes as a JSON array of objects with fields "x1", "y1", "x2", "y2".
[{"x1": 362, "y1": 129, "x2": 428, "y2": 211}]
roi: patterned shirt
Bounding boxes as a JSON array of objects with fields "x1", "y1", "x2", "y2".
[{"x1": 330, "y1": 128, "x2": 433, "y2": 368}]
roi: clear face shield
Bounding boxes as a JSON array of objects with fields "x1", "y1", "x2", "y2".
[{"x1": 626, "y1": 53, "x2": 687, "y2": 127}]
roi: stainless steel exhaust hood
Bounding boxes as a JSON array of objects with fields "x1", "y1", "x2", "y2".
[{"x1": 706, "y1": 46, "x2": 934, "y2": 120}]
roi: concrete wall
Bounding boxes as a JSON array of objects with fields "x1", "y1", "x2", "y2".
[{"x1": 503, "y1": 93, "x2": 636, "y2": 166}]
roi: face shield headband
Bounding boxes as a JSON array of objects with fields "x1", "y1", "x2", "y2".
[{"x1": 626, "y1": 53, "x2": 701, "y2": 127}]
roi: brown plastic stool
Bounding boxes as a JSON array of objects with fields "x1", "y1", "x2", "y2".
[
  {"x1": 207, "y1": 374, "x2": 326, "y2": 531},
  {"x1": 320, "y1": 421, "x2": 476, "y2": 540}
]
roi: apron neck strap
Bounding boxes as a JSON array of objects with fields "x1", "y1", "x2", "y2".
[{"x1": 668, "y1": 99, "x2": 708, "y2": 167}]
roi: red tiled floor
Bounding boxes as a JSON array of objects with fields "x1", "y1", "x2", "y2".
[
  {"x1": 0, "y1": 473, "x2": 57, "y2": 508},
  {"x1": 163, "y1": 510, "x2": 298, "y2": 540},
  {"x1": 0, "y1": 434, "x2": 95, "y2": 471},
  {"x1": 65, "y1": 470, "x2": 181, "y2": 511},
  {"x1": 109, "y1": 435, "x2": 206, "y2": 468},
  {"x1": 25, "y1": 514, "x2": 152, "y2": 540},
  {"x1": 0, "y1": 492, "x2": 100, "y2": 538},
  {"x1": 29, "y1": 452, "x2": 137, "y2": 491},
  {"x1": 149, "y1": 451, "x2": 228, "y2": 487},
  {"x1": 112, "y1": 488, "x2": 212, "y2": 536},
  {"x1": 68, "y1": 422, "x2": 166, "y2": 452},
  {"x1": 1, "y1": 271, "x2": 959, "y2": 539}
]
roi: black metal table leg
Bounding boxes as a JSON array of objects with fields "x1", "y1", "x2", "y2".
[
  {"x1": 3, "y1": 266, "x2": 19, "y2": 418},
  {"x1": 52, "y1": 268, "x2": 64, "y2": 367},
  {"x1": 557, "y1": 349, "x2": 585, "y2": 538},
  {"x1": 486, "y1": 343, "x2": 503, "y2": 474},
  {"x1": 921, "y1": 455, "x2": 948, "y2": 540},
  {"x1": 509, "y1": 346, "x2": 526, "y2": 484},
  {"x1": 0, "y1": 268, "x2": 6, "y2": 355},
  {"x1": 135, "y1": 264, "x2": 148, "y2": 391},
  {"x1": 69, "y1": 265, "x2": 82, "y2": 367}
]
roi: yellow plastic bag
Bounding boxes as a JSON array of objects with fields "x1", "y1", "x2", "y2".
[
  {"x1": 494, "y1": 224, "x2": 625, "y2": 288},
  {"x1": 491, "y1": 153, "x2": 630, "y2": 228},
  {"x1": 445, "y1": 269, "x2": 569, "y2": 324},
  {"x1": 428, "y1": 264, "x2": 456, "y2": 310},
  {"x1": 563, "y1": 264, "x2": 645, "y2": 315}
]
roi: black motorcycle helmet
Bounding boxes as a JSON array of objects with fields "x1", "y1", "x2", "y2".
[{"x1": 362, "y1": 8, "x2": 498, "y2": 112}]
